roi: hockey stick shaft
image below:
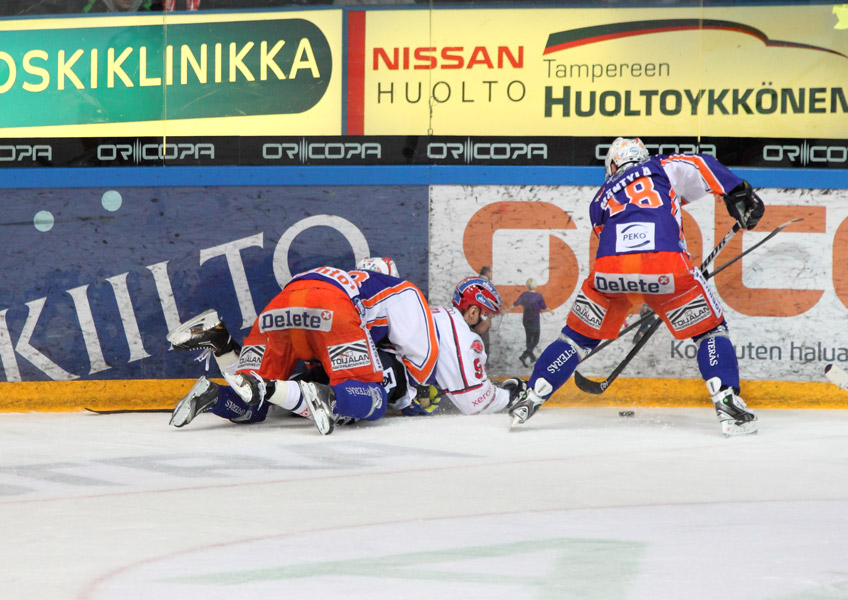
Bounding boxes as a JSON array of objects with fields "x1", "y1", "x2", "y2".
[
  {"x1": 703, "y1": 218, "x2": 802, "y2": 279},
  {"x1": 574, "y1": 218, "x2": 801, "y2": 395},
  {"x1": 85, "y1": 408, "x2": 171, "y2": 414},
  {"x1": 574, "y1": 316, "x2": 663, "y2": 394}
]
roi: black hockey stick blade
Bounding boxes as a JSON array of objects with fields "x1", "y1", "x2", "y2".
[
  {"x1": 573, "y1": 316, "x2": 663, "y2": 394},
  {"x1": 85, "y1": 408, "x2": 171, "y2": 414}
]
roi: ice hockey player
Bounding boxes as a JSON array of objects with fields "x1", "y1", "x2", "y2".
[
  {"x1": 169, "y1": 262, "x2": 523, "y2": 429},
  {"x1": 390, "y1": 276, "x2": 526, "y2": 416},
  {"x1": 507, "y1": 137, "x2": 764, "y2": 436},
  {"x1": 168, "y1": 258, "x2": 437, "y2": 435}
]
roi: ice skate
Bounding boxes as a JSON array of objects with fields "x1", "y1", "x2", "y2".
[
  {"x1": 509, "y1": 388, "x2": 544, "y2": 428},
  {"x1": 167, "y1": 309, "x2": 234, "y2": 356},
  {"x1": 707, "y1": 377, "x2": 758, "y2": 436},
  {"x1": 170, "y1": 376, "x2": 219, "y2": 428},
  {"x1": 298, "y1": 381, "x2": 337, "y2": 435}
]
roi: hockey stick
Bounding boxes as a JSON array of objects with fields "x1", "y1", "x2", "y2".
[
  {"x1": 702, "y1": 218, "x2": 802, "y2": 279},
  {"x1": 85, "y1": 408, "x2": 171, "y2": 414},
  {"x1": 824, "y1": 364, "x2": 848, "y2": 392},
  {"x1": 574, "y1": 218, "x2": 802, "y2": 395}
]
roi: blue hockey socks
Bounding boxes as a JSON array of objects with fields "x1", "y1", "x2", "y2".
[
  {"x1": 211, "y1": 385, "x2": 269, "y2": 423},
  {"x1": 529, "y1": 326, "x2": 599, "y2": 398},
  {"x1": 694, "y1": 323, "x2": 740, "y2": 393},
  {"x1": 332, "y1": 380, "x2": 387, "y2": 421}
]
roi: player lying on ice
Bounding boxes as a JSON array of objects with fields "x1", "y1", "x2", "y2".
[
  {"x1": 507, "y1": 137, "x2": 765, "y2": 437},
  {"x1": 167, "y1": 258, "x2": 525, "y2": 433}
]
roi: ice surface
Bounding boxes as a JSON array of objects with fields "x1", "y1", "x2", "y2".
[{"x1": 1, "y1": 407, "x2": 847, "y2": 600}]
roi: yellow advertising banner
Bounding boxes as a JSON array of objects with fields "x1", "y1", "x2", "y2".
[
  {"x1": 0, "y1": 11, "x2": 343, "y2": 137},
  {"x1": 362, "y1": 5, "x2": 848, "y2": 137}
]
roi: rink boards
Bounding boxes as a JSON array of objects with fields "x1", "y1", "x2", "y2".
[{"x1": 0, "y1": 166, "x2": 846, "y2": 410}]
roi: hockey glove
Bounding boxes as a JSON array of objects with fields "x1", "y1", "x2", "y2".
[
  {"x1": 401, "y1": 386, "x2": 442, "y2": 416},
  {"x1": 723, "y1": 181, "x2": 765, "y2": 230},
  {"x1": 500, "y1": 377, "x2": 529, "y2": 410}
]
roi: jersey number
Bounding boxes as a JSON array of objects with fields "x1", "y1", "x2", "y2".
[
  {"x1": 606, "y1": 178, "x2": 663, "y2": 216},
  {"x1": 473, "y1": 358, "x2": 483, "y2": 379}
]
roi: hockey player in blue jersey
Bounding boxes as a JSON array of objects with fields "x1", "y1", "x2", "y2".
[
  {"x1": 508, "y1": 137, "x2": 764, "y2": 436},
  {"x1": 167, "y1": 257, "x2": 438, "y2": 435}
]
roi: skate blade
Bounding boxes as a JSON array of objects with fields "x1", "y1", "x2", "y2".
[
  {"x1": 166, "y1": 309, "x2": 220, "y2": 346},
  {"x1": 509, "y1": 414, "x2": 524, "y2": 430},
  {"x1": 169, "y1": 377, "x2": 212, "y2": 428},
  {"x1": 300, "y1": 386, "x2": 335, "y2": 435},
  {"x1": 310, "y1": 407, "x2": 333, "y2": 435},
  {"x1": 721, "y1": 420, "x2": 758, "y2": 437}
]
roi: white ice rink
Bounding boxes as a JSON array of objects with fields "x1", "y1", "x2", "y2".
[{"x1": 2, "y1": 406, "x2": 848, "y2": 600}]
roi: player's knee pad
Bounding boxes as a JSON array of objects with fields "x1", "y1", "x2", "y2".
[
  {"x1": 211, "y1": 386, "x2": 269, "y2": 424},
  {"x1": 332, "y1": 380, "x2": 387, "y2": 421},
  {"x1": 694, "y1": 321, "x2": 740, "y2": 393}
]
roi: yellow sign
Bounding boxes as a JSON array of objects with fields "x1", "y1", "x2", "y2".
[{"x1": 362, "y1": 6, "x2": 848, "y2": 137}]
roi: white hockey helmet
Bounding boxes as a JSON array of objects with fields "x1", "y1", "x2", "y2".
[
  {"x1": 604, "y1": 137, "x2": 650, "y2": 179},
  {"x1": 356, "y1": 256, "x2": 400, "y2": 278}
]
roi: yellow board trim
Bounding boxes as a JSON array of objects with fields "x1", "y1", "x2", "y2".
[
  {"x1": 544, "y1": 378, "x2": 848, "y2": 410},
  {"x1": 0, "y1": 379, "x2": 226, "y2": 413},
  {"x1": 0, "y1": 377, "x2": 845, "y2": 412}
]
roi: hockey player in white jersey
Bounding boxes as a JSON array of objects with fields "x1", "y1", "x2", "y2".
[{"x1": 391, "y1": 276, "x2": 524, "y2": 416}]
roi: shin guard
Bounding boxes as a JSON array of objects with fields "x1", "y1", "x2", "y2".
[
  {"x1": 332, "y1": 380, "x2": 387, "y2": 421},
  {"x1": 529, "y1": 326, "x2": 599, "y2": 399},
  {"x1": 695, "y1": 323, "x2": 740, "y2": 393},
  {"x1": 210, "y1": 385, "x2": 269, "y2": 423}
]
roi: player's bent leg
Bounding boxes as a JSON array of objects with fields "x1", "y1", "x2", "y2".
[
  {"x1": 693, "y1": 323, "x2": 756, "y2": 436},
  {"x1": 510, "y1": 327, "x2": 599, "y2": 427},
  {"x1": 171, "y1": 376, "x2": 270, "y2": 428},
  {"x1": 332, "y1": 380, "x2": 387, "y2": 421},
  {"x1": 210, "y1": 385, "x2": 269, "y2": 424},
  {"x1": 529, "y1": 327, "x2": 599, "y2": 397}
]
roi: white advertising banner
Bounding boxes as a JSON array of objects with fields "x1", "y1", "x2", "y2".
[{"x1": 429, "y1": 185, "x2": 847, "y2": 384}]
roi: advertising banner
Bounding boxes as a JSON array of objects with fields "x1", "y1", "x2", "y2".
[
  {"x1": 357, "y1": 5, "x2": 848, "y2": 138},
  {"x1": 0, "y1": 11, "x2": 342, "y2": 137},
  {"x1": 0, "y1": 185, "x2": 428, "y2": 383},
  {"x1": 429, "y1": 185, "x2": 847, "y2": 385},
  {"x1": 3, "y1": 134, "x2": 848, "y2": 169}
]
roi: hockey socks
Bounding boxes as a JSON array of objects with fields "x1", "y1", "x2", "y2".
[
  {"x1": 210, "y1": 385, "x2": 269, "y2": 423},
  {"x1": 529, "y1": 327, "x2": 599, "y2": 398},
  {"x1": 695, "y1": 324, "x2": 740, "y2": 392},
  {"x1": 332, "y1": 380, "x2": 387, "y2": 421}
]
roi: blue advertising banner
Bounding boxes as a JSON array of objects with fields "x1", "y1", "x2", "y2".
[{"x1": 0, "y1": 185, "x2": 428, "y2": 382}]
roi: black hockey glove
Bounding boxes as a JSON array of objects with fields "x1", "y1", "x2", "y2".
[
  {"x1": 723, "y1": 181, "x2": 765, "y2": 230},
  {"x1": 500, "y1": 377, "x2": 529, "y2": 409}
]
